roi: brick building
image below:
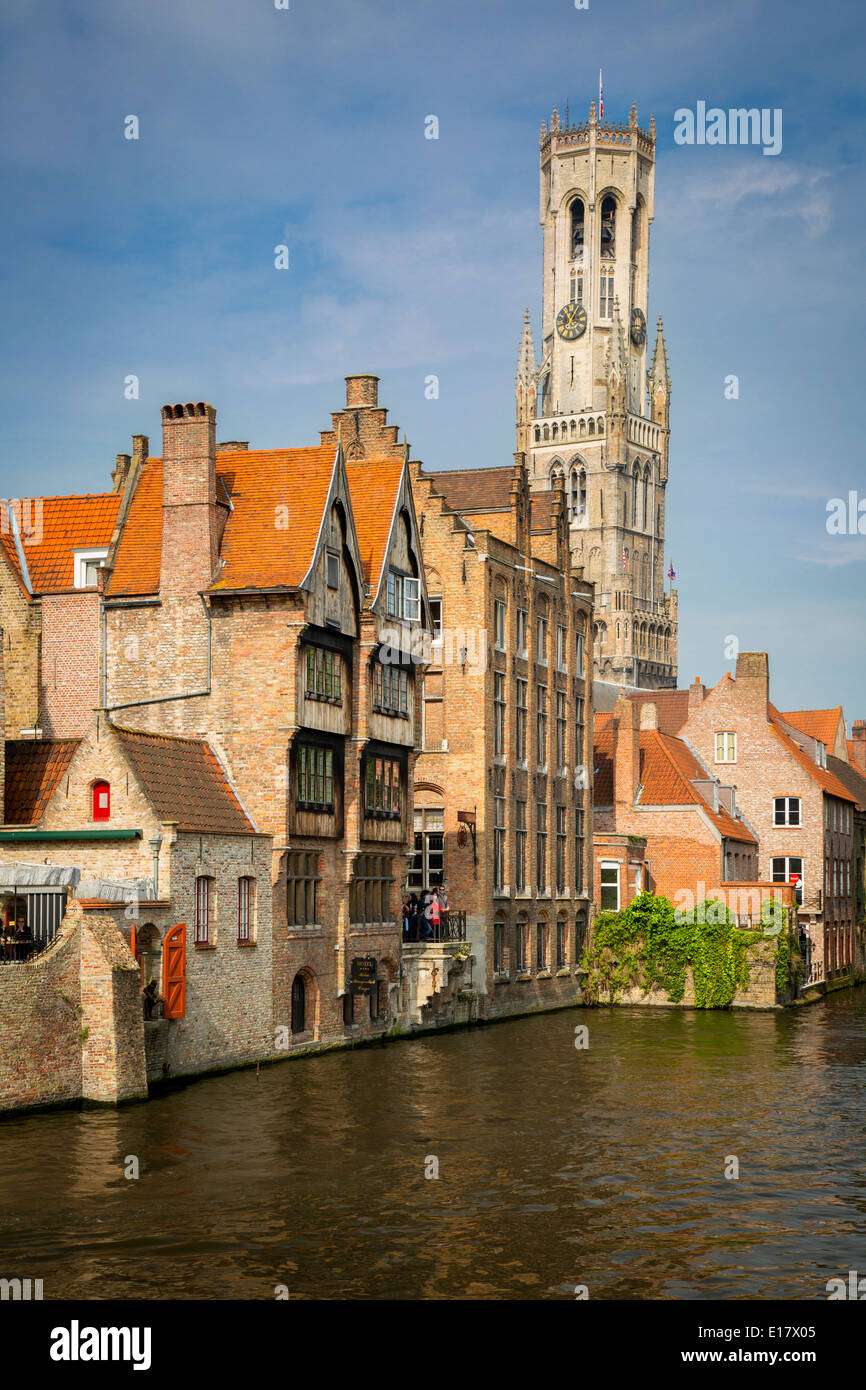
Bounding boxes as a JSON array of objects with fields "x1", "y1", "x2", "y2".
[{"x1": 410, "y1": 452, "x2": 594, "y2": 1019}]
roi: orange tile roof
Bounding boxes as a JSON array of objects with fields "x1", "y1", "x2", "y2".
[
  {"x1": 114, "y1": 727, "x2": 255, "y2": 834},
  {"x1": 2, "y1": 494, "x2": 121, "y2": 595},
  {"x1": 768, "y1": 704, "x2": 855, "y2": 802},
  {"x1": 779, "y1": 707, "x2": 843, "y2": 751},
  {"x1": 629, "y1": 688, "x2": 691, "y2": 735},
  {"x1": 593, "y1": 723, "x2": 756, "y2": 842},
  {"x1": 106, "y1": 459, "x2": 163, "y2": 597},
  {"x1": 425, "y1": 466, "x2": 515, "y2": 514},
  {"x1": 345, "y1": 456, "x2": 405, "y2": 592},
  {"x1": 4, "y1": 739, "x2": 80, "y2": 825}
]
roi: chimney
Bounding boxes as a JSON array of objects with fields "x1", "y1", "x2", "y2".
[
  {"x1": 852, "y1": 721, "x2": 866, "y2": 775},
  {"x1": 688, "y1": 677, "x2": 705, "y2": 718},
  {"x1": 217, "y1": 441, "x2": 249, "y2": 453},
  {"x1": 112, "y1": 454, "x2": 131, "y2": 493},
  {"x1": 613, "y1": 693, "x2": 640, "y2": 810},
  {"x1": 160, "y1": 402, "x2": 218, "y2": 594},
  {"x1": 734, "y1": 651, "x2": 770, "y2": 714},
  {"x1": 345, "y1": 374, "x2": 379, "y2": 408},
  {"x1": 639, "y1": 701, "x2": 658, "y2": 731}
]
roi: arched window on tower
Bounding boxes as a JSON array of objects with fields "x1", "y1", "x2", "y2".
[
  {"x1": 632, "y1": 464, "x2": 640, "y2": 530},
  {"x1": 571, "y1": 199, "x2": 585, "y2": 261},
  {"x1": 601, "y1": 195, "x2": 616, "y2": 260},
  {"x1": 631, "y1": 204, "x2": 641, "y2": 264},
  {"x1": 642, "y1": 466, "x2": 650, "y2": 532}
]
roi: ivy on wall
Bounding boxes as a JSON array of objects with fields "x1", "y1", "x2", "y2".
[{"x1": 580, "y1": 892, "x2": 793, "y2": 1009}]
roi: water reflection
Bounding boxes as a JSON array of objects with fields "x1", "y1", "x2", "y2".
[{"x1": 1, "y1": 991, "x2": 864, "y2": 1299}]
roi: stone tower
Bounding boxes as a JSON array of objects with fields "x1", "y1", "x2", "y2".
[{"x1": 517, "y1": 100, "x2": 678, "y2": 689}]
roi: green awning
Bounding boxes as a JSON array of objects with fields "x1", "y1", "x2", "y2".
[{"x1": 0, "y1": 829, "x2": 143, "y2": 843}]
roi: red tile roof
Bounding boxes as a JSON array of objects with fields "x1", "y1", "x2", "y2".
[
  {"x1": 629, "y1": 688, "x2": 690, "y2": 734},
  {"x1": 425, "y1": 466, "x2": 515, "y2": 514},
  {"x1": 4, "y1": 739, "x2": 80, "y2": 825},
  {"x1": 114, "y1": 727, "x2": 255, "y2": 834},
  {"x1": 2, "y1": 494, "x2": 121, "y2": 595},
  {"x1": 779, "y1": 707, "x2": 844, "y2": 751},
  {"x1": 345, "y1": 456, "x2": 405, "y2": 592},
  {"x1": 593, "y1": 723, "x2": 756, "y2": 842},
  {"x1": 768, "y1": 704, "x2": 855, "y2": 802}
]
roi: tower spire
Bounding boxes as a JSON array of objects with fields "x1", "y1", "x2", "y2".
[{"x1": 515, "y1": 309, "x2": 538, "y2": 456}]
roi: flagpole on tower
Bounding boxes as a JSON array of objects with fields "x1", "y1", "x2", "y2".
[{"x1": 599, "y1": 69, "x2": 603, "y2": 120}]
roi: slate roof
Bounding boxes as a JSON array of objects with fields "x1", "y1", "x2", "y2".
[
  {"x1": 826, "y1": 755, "x2": 866, "y2": 810},
  {"x1": 114, "y1": 728, "x2": 255, "y2": 834},
  {"x1": 4, "y1": 739, "x2": 80, "y2": 825}
]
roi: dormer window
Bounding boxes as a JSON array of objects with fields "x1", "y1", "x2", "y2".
[
  {"x1": 74, "y1": 549, "x2": 109, "y2": 589},
  {"x1": 386, "y1": 569, "x2": 420, "y2": 621},
  {"x1": 92, "y1": 780, "x2": 110, "y2": 821}
]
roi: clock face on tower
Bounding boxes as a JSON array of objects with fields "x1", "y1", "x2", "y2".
[
  {"x1": 556, "y1": 301, "x2": 587, "y2": 341},
  {"x1": 630, "y1": 308, "x2": 647, "y2": 346}
]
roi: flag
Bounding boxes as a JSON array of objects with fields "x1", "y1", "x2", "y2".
[
  {"x1": 599, "y1": 70, "x2": 603, "y2": 120},
  {"x1": 667, "y1": 561, "x2": 677, "y2": 582}
]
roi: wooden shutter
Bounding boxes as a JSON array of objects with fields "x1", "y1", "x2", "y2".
[{"x1": 162, "y1": 923, "x2": 187, "y2": 1019}]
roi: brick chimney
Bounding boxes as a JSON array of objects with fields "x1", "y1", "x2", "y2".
[
  {"x1": 640, "y1": 701, "x2": 658, "y2": 731},
  {"x1": 160, "y1": 402, "x2": 218, "y2": 594},
  {"x1": 734, "y1": 651, "x2": 770, "y2": 715},
  {"x1": 613, "y1": 693, "x2": 641, "y2": 809},
  {"x1": 851, "y1": 721, "x2": 866, "y2": 775},
  {"x1": 112, "y1": 454, "x2": 131, "y2": 493},
  {"x1": 319, "y1": 374, "x2": 402, "y2": 458},
  {"x1": 688, "y1": 677, "x2": 705, "y2": 718}
]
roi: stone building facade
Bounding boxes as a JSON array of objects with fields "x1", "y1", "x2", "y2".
[{"x1": 410, "y1": 453, "x2": 594, "y2": 1019}]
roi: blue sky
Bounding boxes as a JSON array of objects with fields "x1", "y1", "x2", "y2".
[{"x1": 1, "y1": 0, "x2": 864, "y2": 716}]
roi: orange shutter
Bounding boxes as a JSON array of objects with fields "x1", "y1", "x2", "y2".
[{"x1": 162, "y1": 923, "x2": 187, "y2": 1019}]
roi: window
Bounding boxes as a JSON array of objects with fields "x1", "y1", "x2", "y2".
[
  {"x1": 291, "y1": 973, "x2": 306, "y2": 1033},
  {"x1": 194, "y1": 876, "x2": 213, "y2": 945},
  {"x1": 600, "y1": 862, "x2": 620, "y2": 912},
  {"x1": 516, "y1": 609, "x2": 529, "y2": 657},
  {"x1": 516, "y1": 800, "x2": 527, "y2": 892},
  {"x1": 601, "y1": 194, "x2": 616, "y2": 259},
  {"x1": 599, "y1": 274, "x2": 614, "y2": 318},
  {"x1": 287, "y1": 852, "x2": 319, "y2": 926},
  {"x1": 536, "y1": 685, "x2": 548, "y2": 768},
  {"x1": 556, "y1": 918, "x2": 567, "y2": 969},
  {"x1": 494, "y1": 672, "x2": 506, "y2": 759},
  {"x1": 516, "y1": 679, "x2": 528, "y2": 764},
  {"x1": 409, "y1": 808, "x2": 444, "y2": 888},
  {"x1": 575, "y1": 695, "x2": 585, "y2": 764},
  {"x1": 557, "y1": 625, "x2": 568, "y2": 672},
  {"x1": 556, "y1": 805, "x2": 567, "y2": 892},
  {"x1": 575, "y1": 628, "x2": 585, "y2": 670},
  {"x1": 494, "y1": 921, "x2": 504, "y2": 973},
  {"x1": 365, "y1": 756, "x2": 402, "y2": 818},
  {"x1": 493, "y1": 795, "x2": 505, "y2": 893},
  {"x1": 351, "y1": 855, "x2": 394, "y2": 923},
  {"x1": 386, "y1": 570, "x2": 421, "y2": 621},
  {"x1": 494, "y1": 599, "x2": 507, "y2": 651},
  {"x1": 326, "y1": 551, "x2": 340, "y2": 589},
  {"x1": 714, "y1": 731, "x2": 737, "y2": 763},
  {"x1": 374, "y1": 661, "x2": 408, "y2": 715},
  {"x1": 237, "y1": 877, "x2": 254, "y2": 942},
  {"x1": 536, "y1": 922, "x2": 548, "y2": 971},
  {"x1": 515, "y1": 920, "x2": 527, "y2": 971},
  {"x1": 73, "y1": 548, "x2": 109, "y2": 589},
  {"x1": 536, "y1": 613, "x2": 548, "y2": 664},
  {"x1": 556, "y1": 692, "x2": 567, "y2": 771},
  {"x1": 92, "y1": 780, "x2": 110, "y2": 822},
  {"x1": 575, "y1": 809, "x2": 585, "y2": 894},
  {"x1": 429, "y1": 597, "x2": 443, "y2": 645},
  {"x1": 774, "y1": 797, "x2": 801, "y2": 827},
  {"x1": 306, "y1": 646, "x2": 342, "y2": 702},
  {"x1": 536, "y1": 802, "x2": 547, "y2": 892},
  {"x1": 570, "y1": 198, "x2": 585, "y2": 258},
  {"x1": 297, "y1": 744, "x2": 334, "y2": 809},
  {"x1": 772, "y1": 856, "x2": 803, "y2": 904}
]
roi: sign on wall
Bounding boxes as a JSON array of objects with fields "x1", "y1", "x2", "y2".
[{"x1": 350, "y1": 956, "x2": 377, "y2": 995}]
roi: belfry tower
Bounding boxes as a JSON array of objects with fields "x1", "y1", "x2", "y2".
[{"x1": 517, "y1": 100, "x2": 678, "y2": 689}]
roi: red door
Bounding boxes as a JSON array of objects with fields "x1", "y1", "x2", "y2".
[{"x1": 162, "y1": 923, "x2": 187, "y2": 1019}]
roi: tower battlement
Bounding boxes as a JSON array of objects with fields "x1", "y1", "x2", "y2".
[{"x1": 540, "y1": 102, "x2": 656, "y2": 159}]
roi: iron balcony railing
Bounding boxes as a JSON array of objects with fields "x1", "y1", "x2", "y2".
[{"x1": 404, "y1": 909, "x2": 467, "y2": 943}]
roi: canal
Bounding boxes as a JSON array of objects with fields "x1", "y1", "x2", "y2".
[{"x1": 1, "y1": 991, "x2": 865, "y2": 1300}]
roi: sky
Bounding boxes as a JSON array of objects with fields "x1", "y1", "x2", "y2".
[{"x1": 0, "y1": 0, "x2": 864, "y2": 717}]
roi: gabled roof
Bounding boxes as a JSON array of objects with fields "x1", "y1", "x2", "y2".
[
  {"x1": 780, "y1": 707, "x2": 844, "y2": 752},
  {"x1": 114, "y1": 727, "x2": 255, "y2": 834},
  {"x1": 593, "y1": 722, "x2": 756, "y2": 842},
  {"x1": 345, "y1": 456, "x2": 406, "y2": 592},
  {"x1": 1, "y1": 494, "x2": 121, "y2": 595},
  {"x1": 827, "y1": 755, "x2": 866, "y2": 811},
  {"x1": 425, "y1": 466, "x2": 515, "y2": 514},
  {"x1": 4, "y1": 739, "x2": 80, "y2": 825},
  {"x1": 768, "y1": 703, "x2": 855, "y2": 802},
  {"x1": 629, "y1": 688, "x2": 690, "y2": 734}
]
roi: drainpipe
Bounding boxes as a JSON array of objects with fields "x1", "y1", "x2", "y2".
[
  {"x1": 105, "y1": 592, "x2": 212, "y2": 712},
  {"x1": 148, "y1": 835, "x2": 163, "y2": 899}
]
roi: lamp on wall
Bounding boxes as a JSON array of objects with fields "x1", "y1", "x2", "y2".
[{"x1": 148, "y1": 836, "x2": 163, "y2": 900}]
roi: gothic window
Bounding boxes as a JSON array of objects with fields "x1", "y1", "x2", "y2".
[
  {"x1": 599, "y1": 274, "x2": 614, "y2": 318},
  {"x1": 643, "y1": 466, "x2": 650, "y2": 531},
  {"x1": 601, "y1": 195, "x2": 616, "y2": 259},
  {"x1": 570, "y1": 199, "x2": 585, "y2": 260},
  {"x1": 632, "y1": 465, "x2": 640, "y2": 529}
]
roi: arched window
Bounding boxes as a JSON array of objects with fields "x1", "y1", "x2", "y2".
[
  {"x1": 642, "y1": 466, "x2": 650, "y2": 531},
  {"x1": 570, "y1": 198, "x2": 585, "y2": 259},
  {"x1": 632, "y1": 464, "x2": 640, "y2": 530},
  {"x1": 601, "y1": 195, "x2": 616, "y2": 259},
  {"x1": 92, "y1": 780, "x2": 110, "y2": 822},
  {"x1": 291, "y1": 973, "x2": 306, "y2": 1033}
]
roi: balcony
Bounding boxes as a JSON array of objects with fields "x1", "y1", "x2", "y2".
[{"x1": 403, "y1": 909, "x2": 467, "y2": 944}]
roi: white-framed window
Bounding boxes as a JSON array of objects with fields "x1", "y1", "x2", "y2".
[
  {"x1": 536, "y1": 614, "x2": 548, "y2": 664},
  {"x1": 772, "y1": 856, "x2": 803, "y2": 903},
  {"x1": 773, "y1": 796, "x2": 800, "y2": 827},
  {"x1": 557, "y1": 625, "x2": 568, "y2": 672},
  {"x1": 575, "y1": 628, "x2": 585, "y2": 670},
  {"x1": 237, "y1": 877, "x2": 254, "y2": 942},
  {"x1": 517, "y1": 609, "x2": 529, "y2": 657},
  {"x1": 325, "y1": 550, "x2": 340, "y2": 589},
  {"x1": 516, "y1": 678, "x2": 528, "y2": 765},
  {"x1": 429, "y1": 596, "x2": 443, "y2": 645},
  {"x1": 600, "y1": 861, "x2": 620, "y2": 912},
  {"x1": 494, "y1": 672, "x2": 506, "y2": 759},
  {"x1": 714, "y1": 731, "x2": 737, "y2": 763},
  {"x1": 195, "y1": 875, "x2": 214, "y2": 945},
  {"x1": 73, "y1": 548, "x2": 109, "y2": 589},
  {"x1": 386, "y1": 570, "x2": 420, "y2": 621},
  {"x1": 494, "y1": 599, "x2": 507, "y2": 651},
  {"x1": 536, "y1": 685, "x2": 548, "y2": 770},
  {"x1": 599, "y1": 274, "x2": 614, "y2": 318}
]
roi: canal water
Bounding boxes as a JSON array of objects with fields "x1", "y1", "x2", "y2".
[{"x1": 1, "y1": 992, "x2": 865, "y2": 1300}]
